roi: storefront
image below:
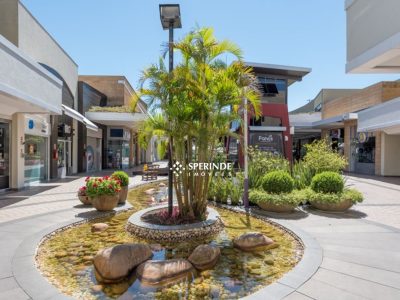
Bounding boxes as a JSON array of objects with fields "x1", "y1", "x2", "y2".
[
  {"x1": 56, "y1": 122, "x2": 72, "y2": 179},
  {"x1": 349, "y1": 129, "x2": 376, "y2": 175},
  {"x1": 249, "y1": 130, "x2": 285, "y2": 156},
  {"x1": 107, "y1": 128, "x2": 130, "y2": 169},
  {"x1": 24, "y1": 115, "x2": 50, "y2": 184},
  {"x1": 0, "y1": 120, "x2": 10, "y2": 190},
  {"x1": 86, "y1": 128, "x2": 102, "y2": 172}
]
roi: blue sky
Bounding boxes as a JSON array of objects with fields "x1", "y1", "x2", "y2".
[{"x1": 23, "y1": 0, "x2": 399, "y2": 111}]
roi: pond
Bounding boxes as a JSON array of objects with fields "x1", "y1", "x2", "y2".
[{"x1": 36, "y1": 182, "x2": 303, "y2": 299}]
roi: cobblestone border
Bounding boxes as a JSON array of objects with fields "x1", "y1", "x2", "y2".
[{"x1": 126, "y1": 205, "x2": 224, "y2": 242}]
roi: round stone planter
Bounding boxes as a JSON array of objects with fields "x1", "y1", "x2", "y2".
[
  {"x1": 118, "y1": 186, "x2": 128, "y2": 204},
  {"x1": 126, "y1": 205, "x2": 224, "y2": 243},
  {"x1": 91, "y1": 194, "x2": 119, "y2": 211},
  {"x1": 257, "y1": 202, "x2": 297, "y2": 213},
  {"x1": 310, "y1": 199, "x2": 353, "y2": 212},
  {"x1": 78, "y1": 194, "x2": 91, "y2": 206}
]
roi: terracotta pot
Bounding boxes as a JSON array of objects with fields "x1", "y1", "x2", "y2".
[
  {"x1": 257, "y1": 202, "x2": 296, "y2": 213},
  {"x1": 118, "y1": 186, "x2": 128, "y2": 204},
  {"x1": 91, "y1": 194, "x2": 119, "y2": 211},
  {"x1": 78, "y1": 194, "x2": 91, "y2": 205},
  {"x1": 310, "y1": 199, "x2": 353, "y2": 212}
]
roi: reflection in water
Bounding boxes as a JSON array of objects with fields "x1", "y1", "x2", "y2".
[{"x1": 36, "y1": 182, "x2": 302, "y2": 299}]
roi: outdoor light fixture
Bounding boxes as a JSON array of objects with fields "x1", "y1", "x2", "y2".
[
  {"x1": 159, "y1": 4, "x2": 182, "y2": 216},
  {"x1": 159, "y1": 4, "x2": 182, "y2": 30}
]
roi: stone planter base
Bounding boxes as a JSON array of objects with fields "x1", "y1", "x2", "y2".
[
  {"x1": 119, "y1": 186, "x2": 128, "y2": 204},
  {"x1": 310, "y1": 199, "x2": 353, "y2": 212},
  {"x1": 78, "y1": 195, "x2": 91, "y2": 205},
  {"x1": 126, "y1": 205, "x2": 224, "y2": 243},
  {"x1": 257, "y1": 202, "x2": 296, "y2": 213},
  {"x1": 91, "y1": 194, "x2": 119, "y2": 211}
]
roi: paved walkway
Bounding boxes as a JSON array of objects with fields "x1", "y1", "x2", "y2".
[{"x1": 0, "y1": 173, "x2": 399, "y2": 299}]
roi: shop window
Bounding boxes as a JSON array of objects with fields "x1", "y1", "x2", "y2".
[
  {"x1": 250, "y1": 116, "x2": 282, "y2": 127},
  {"x1": 356, "y1": 136, "x2": 375, "y2": 163},
  {"x1": 227, "y1": 137, "x2": 239, "y2": 162},
  {"x1": 110, "y1": 129, "x2": 124, "y2": 138},
  {"x1": 257, "y1": 77, "x2": 287, "y2": 104},
  {"x1": 24, "y1": 134, "x2": 48, "y2": 183}
]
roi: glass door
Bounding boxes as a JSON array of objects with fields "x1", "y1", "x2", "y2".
[
  {"x1": 57, "y1": 140, "x2": 66, "y2": 178},
  {"x1": 0, "y1": 122, "x2": 10, "y2": 189},
  {"x1": 24, "y1": 135, "x2": 48, "y2": 183}
]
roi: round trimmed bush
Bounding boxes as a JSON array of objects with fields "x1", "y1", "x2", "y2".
[
  {"x1": 262, "y1": 171, "x2": 294, "y2": 194},
  {"x1": 111, "y1": 171, "x2": 129, "y2": 187},
  {"x1": 310, "y1": 171, "x2": 344, "y2": 194}
]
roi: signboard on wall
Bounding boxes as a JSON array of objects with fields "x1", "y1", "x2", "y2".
[
  {"x1": 249, "y1": 131, "x2": 284, "y2": 155},
  {"x1": 24, "y1": 115, "x2": 50, "y2": 136}
]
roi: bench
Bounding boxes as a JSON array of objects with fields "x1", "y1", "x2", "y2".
[{"x1": 141, "y1": 164, "x2": 160, "y2": 181}]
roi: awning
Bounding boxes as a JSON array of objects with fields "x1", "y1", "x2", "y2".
[
  {"x1": 358, "y1": 97, "x2": 400, "y2": 134},
  {"x1": 312, "y1": 113, "x2": 357, "y2": 129},
  {"x1": 85, "y1": 111, "x2": 147, "y2": 129},
  {"x1": 62, "y1": 104, "x2": 98, "y2": 131},
  {"x1": 249, "y1": 126, "x2": 287, "y2": 132}
]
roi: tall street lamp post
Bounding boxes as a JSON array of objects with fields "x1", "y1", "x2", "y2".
[
  {"x1": 243, "y1": 96, "x2": 249, "y2": 211},
  {"x1": 159, "y1": 4, "x2": 181, "y2": 216}
]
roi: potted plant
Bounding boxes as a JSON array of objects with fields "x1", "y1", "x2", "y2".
[
  {"x1": 85, "y1": 176, "x2": 121, "y2": 211},
  {"x1": 77, "y1": 186, "x2": 91, "y2": 205},
  {"x1": 249, "y1": 170, "x2": 302, "y2": 213},
  {"x1": 111, "y1": 171, "x2": 129, "y2": 204},
  {"x1": 308, "y1": 171, "x2": 363, "y2": 211}
]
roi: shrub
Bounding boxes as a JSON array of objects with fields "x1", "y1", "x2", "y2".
[
  {"x1": 292, "y1": 160, "x2": 313, "y2": 189},
  {"x1": 111, "y1": 171, "x2": 129, "y2": 187},
  {"x1": 214, "y1": 177, "x2": 228, "y2": 204},
  {"x1": 307, "y1": 188, "x2": 363, "y2": 204},
  {"x1": 249, "y1": 189, "x2": 306, "y2": 206},
  {"x1": 311, "y1": 172, "x2": 344, "y2": 194},
  {"x1": 303, "y1": 139, "x2": 347, "y2": 175},
  {"x1": 262, "y1": 171, "x2": 294, "y2": 194},
  {"x1": 342, "y1": 188, "x2": 364, "y2": 203},
  {"x1": 229, "y1": 173, "x2": 243, "y2": 205},
  {"x1": 248, "y1": 146, "x2": 289, "y2": 189},
  {"x1": 85, "y1": 176, "x2": 121, "y2": 197},
  {"x1": 207, "y1": 174, "x2": 243, "y2": 205}
]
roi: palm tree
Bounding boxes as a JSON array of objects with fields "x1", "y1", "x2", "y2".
[{"x1": 138, "y1": 27, "x2": 260, "y2": 220}]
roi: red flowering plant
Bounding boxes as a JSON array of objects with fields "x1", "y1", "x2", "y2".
[
  {"x1": 85, "y1": 176, "x2": 121, "y2": 197},
  {"x1": 78, "y1": 186, "x2": 87, "y2": 196}
]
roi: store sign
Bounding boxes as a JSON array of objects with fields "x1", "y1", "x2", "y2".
[
  {"x1": 28, "y1": 119, "x2": 34, "y2": 129},
  {"x1": 25, "y1": 116, "x2": 49, "y2": 136},
  {"x1": 357, "y1": 132, "x2": 368, "y2": 143},
  {"x1": 249, "y1": 131, "x2": 284, "y2": 155}
]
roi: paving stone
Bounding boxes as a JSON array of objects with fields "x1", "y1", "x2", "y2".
[
  {"x1": 298, "y1": 277, "x2": 366, "y2": 300},
  {"x1": 0, "y1": 287, "x2": 30, "y2": 300},
  {"x1": 321, "y1": 257, "x2": 400, "y2": 289},
  {"x1": 310, "y1": 268, "x2": 400, "y2": 299},
  {"x1": 0, "y1": 277, "x2": 19, "y2": 292},
  {"x1": 283, "y1": 292, "x2": 314, "y2": 300},
  {"x1": 323, "y1": 245, "x2": 400, "y2": 273}
]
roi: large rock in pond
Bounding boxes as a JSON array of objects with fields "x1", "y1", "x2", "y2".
[
  {"x1": 233, "y1": 232, "x2": 276, "y2": 252},
  {"x1": 93, "y1": 243, "x2": 152, "y2": 283},
  {"x1": 136, "y1": 259, "x2": 194, "y2": 285},
  {"x1": 145, "y1": 188, "x2": 156, "y2": 195},
  {"x1": 188, "y1": 244, "x2": 220, "y2": 270},
  {"x1": 91, "y1": 223, "x2": 109, "y2": 233}
]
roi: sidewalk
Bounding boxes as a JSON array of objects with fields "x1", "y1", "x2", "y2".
[{"x1": 0, "y1": 173, "x2": 399, "y2": 299}]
